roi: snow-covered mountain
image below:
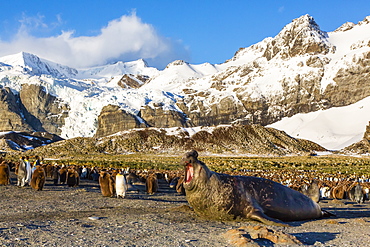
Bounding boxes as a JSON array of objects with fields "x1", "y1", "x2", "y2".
[
  {"x1": 0, "y1": 52, "x2": 78, "y2": 78},
  {"x1": 0, "y1": 14, "x2": 370, "y2": 152},
  {"x1": 76, "y1": 59, "x2": 159, "y2": 80}
]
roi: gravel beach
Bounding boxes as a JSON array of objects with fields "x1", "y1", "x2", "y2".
[{"x1": 1, "y1": 173, "x2": 370, "y2": 246}]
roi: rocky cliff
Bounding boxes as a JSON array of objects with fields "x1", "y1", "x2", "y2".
[
  {"x1": 0, "y1": 86, "x2": 33, "y2": 132},
  {"x1": 325, "y1": 51, "x2": 370, "y2": 106},
  {"x1": 19, "y1": 84, "x2": 69, "y2": 135},
  {"x1": 95, "y1": 104, "x2": 143, "y2": 137},
  {"x1": 0, "y1": 84, "x2": 68, "y2": 136},
  {"x1": 117, "y1": 74, "x2": 149, "y2": 89}
]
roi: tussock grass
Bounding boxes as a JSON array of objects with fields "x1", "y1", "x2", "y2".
[
  {"x1": 203, "y1": 155, "x2": 370, "y2": 176},
  {"x1": 19, "y1": 124, "x2": 329, "y2": 159},
  {"x1": 7, "y1": 152, "x2": 369, "y2": 177}
]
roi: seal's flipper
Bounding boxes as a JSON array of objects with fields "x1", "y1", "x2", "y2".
[
  {"x1": 248, "y1": 210, "x2": 290, "y2": 227},
  {"x1": 321, "y1": 209, "x2": 335, "y2": 218}
]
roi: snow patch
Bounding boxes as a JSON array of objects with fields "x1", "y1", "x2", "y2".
[{"x1": 268, "y1": 96, "x2": 370, "y2": 150}]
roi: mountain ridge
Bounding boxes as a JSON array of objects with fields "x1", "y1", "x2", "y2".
[
  {"x1": 0, "y1": 14, "x2": 370, "y2": 153},
  {"x1": 0, "y1": 52, "x2": 78, "y2": 78},
  {"x1": 23, "y1": 124, "x2": 326, "y2": 158}
]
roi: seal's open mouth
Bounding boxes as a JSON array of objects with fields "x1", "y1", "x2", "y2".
[{"x1": 185, "y1": 163, "x2": 193, "y2": 183}]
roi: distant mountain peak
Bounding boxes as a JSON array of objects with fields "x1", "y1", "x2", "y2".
[
  {"x1": 261, "y1": 14, "x2": 334, "y2": 60},
  {"x1": 136, "y1": 58, "x2": 149, "y2": 67},
  {"x1": 120, "y1": 58, "x2": 150, "y2": 69},
  {"x1": 165, "y1": 60, "x2": 188, "y2": 69},
  {"x1": 334, "y1": 15, "x2": 370, "y2": 33},
  {"x1": 0, "y1": 51, "x2": 34, "y2": 68},
  {"x1": 334, "y1": 22, "x2": 356, "y2": 32},
  {"x1": 290, "y1": 14, "x2": 319, "y2": 28},
  {"x1": 282, "y1": 14, "x2": 328, "y2": 42},
  {"x1": 0, "y1": 52, "x2": 78, "y2": 78},
  {"x1": 77, "y1": 58, "x2": 158, "y2": 79},
  {"x1": 358, "y1": 16, "x2": 370, "y2": 26},
  {"x1": 229, "y1": 14, "x2": 330, "y2": 63}
]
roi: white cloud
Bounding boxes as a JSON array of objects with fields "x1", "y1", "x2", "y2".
[{"x1": 0, "y1": 12, "x2": 189, "y2": 69}]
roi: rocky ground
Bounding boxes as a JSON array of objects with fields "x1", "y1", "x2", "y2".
[{"x1": 1, "y1": 173, "x2": 370, "y2": 247}]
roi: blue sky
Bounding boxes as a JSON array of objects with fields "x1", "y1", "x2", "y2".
[{"x1": 0, "y1": 0, "x2": 369, "y2": 69}]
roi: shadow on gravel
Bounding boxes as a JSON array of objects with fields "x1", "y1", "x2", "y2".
[
  {"x1": 25, "y1": 223, "x2": 50, "y2": 230},
  {"x1": 323, "y1": 207, "x2": 370, "y2": 219},
  {"x1": 136, "y1": 197, "x2": 187, "y2": 204},
  {"x1": 286, "y1": 206, "x2": 370, "y2": 227},
  {"x1": 293, "y1": 232, "x2": 339, "y2": 245},
  {"x1": 234, "y1": 231, "x2": 338, "y2": 247}
]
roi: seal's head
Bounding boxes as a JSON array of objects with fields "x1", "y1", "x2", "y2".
[{"x1": 181, "y1": 150, "x2": 212, "y2": 191}]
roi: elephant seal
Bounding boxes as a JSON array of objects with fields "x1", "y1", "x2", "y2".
[{"x1": 181, "y1": 150, "x2": 332, "y2": 226}]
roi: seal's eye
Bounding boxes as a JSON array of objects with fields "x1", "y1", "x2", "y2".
[{"x1": 185, "y1": 164, "x2": 194, "y2": 183}]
